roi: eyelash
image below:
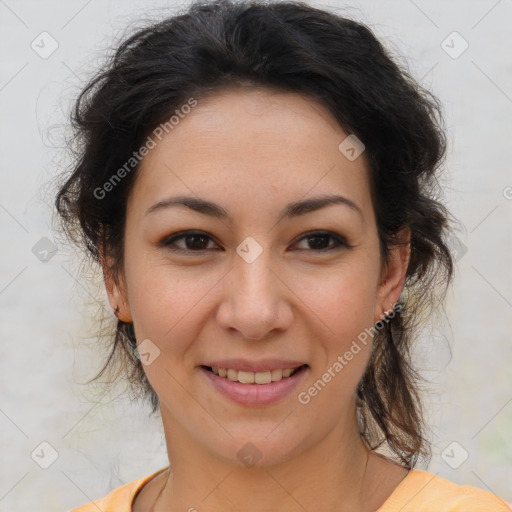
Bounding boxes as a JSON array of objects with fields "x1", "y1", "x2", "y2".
[{"x1": 161, "y1": 230, "x2": 351, "y2": 254}]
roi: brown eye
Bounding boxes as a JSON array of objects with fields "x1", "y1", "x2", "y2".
[
  {"x1": 293, "y1": 231, "x2": 349, "y2": 252},
  {"x1": 162, "y1": 231, "x2": 219, "y2": 252},
  {"x1": 161, "y1": 230, "x2": 350, "y2": 255}
]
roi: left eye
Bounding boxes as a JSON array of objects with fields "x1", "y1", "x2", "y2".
[
  {"x1": 293, "y1": 231, "x2": 348, "y2": 252},
  {"x1": 161, "y1": 230, "x2": 348, "y2": 253}
]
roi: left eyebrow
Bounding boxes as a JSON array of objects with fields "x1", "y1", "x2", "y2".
[
  {"x1": 280, "y1": 194, "x2": 363, "y2": 221},
  {"x1": 145, "y1": 194, "x2": 364, "y2": 222}
]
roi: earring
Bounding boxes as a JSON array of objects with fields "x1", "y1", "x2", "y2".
[{"x1": 383, "y1": 302, "x2": 395, "y2": 318}]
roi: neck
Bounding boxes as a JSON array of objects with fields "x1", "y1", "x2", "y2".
[{"x1": 153, "y1": 404, "x2": 377, "y2": 512}]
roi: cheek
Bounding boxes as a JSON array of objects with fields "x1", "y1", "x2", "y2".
[
  {"x1": 122, "y1": 246, "x2": 224, "y2": 365},
  {"x1": 293, "y1": 253, "x2": 379, "y2": 390},
  {"x1": 123, "y1": 261, "x2": 210, "y2": 402},
  {"x1": 298, "y1": 252, "x2": 380, "y2": 339},
  {"x1": 125, "y1": 266, "x2": 197, "y2": 343},
  {"x1": 123, "y1": 234, "x2": 380, "y2": 378},
  {"x1": 296, "y1": 280, "x2": 376, "y2": 412}
]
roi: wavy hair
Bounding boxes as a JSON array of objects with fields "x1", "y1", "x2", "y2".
[{"x1": 55, "y1": 0, "x2": 455, "y2": 468}]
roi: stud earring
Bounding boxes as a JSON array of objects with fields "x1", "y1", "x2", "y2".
[{"x1": 383, "y1": 302, "x2": 395, "y2": 318}]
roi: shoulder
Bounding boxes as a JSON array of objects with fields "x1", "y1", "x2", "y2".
[
  {"x1": 378, "y1": 469, "x2": 512, "y2": 512},
  {"x1": 67, "y1": 467, "x2": 168, "y2": 512}
]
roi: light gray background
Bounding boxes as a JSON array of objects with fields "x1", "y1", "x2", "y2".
[{"x1": 1, "y1": 0, "x2": 511, "y2": 510}]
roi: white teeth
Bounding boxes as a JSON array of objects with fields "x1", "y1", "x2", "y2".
[
  {"x1": 209, "y1": 366, "x2": 302, "y2": 384},
  {"x1": 238, "y1": 371, "x2": 255, "y2": 384},
  {"x1": 271, "y1": 369, "x2": 282, "y2": 381},
  {"x1": 255, "y1": 371, "x2": 272, "y2": 384}
]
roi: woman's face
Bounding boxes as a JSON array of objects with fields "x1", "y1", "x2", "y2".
[{"x1": 105, "y1": 86, "x2": 409, "y2": 467}]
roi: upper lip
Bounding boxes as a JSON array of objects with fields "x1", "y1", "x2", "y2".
[{"x1": 200, "y1": 359, "x2": 307, "y2": 373}]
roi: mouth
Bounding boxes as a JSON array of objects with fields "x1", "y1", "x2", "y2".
[
  {"x1": 201, "y1": 364, "x2": 308, "y2": 384},
  {"x1": 199, "y1": 363, "x2": 310, "y2": 406}
]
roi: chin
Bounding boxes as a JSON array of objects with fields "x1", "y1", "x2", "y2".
[{"x1": 204, "y1": 429, "x2": 315, "y2": 470}]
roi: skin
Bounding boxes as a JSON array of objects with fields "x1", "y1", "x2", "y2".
[{"x1": 102, "y1": 86, "x2": 411, "y2": 512}]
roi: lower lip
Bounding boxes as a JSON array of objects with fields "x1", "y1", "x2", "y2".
[{"x1": 200, "y1": 366, "x2": 309, "y2": 406}]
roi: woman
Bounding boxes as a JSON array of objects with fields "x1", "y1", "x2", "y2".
[{"x1": 56, "y1": 0, "x2": 511, "y2": 510}]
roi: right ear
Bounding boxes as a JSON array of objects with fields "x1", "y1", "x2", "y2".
[{"x1": 98, "y1": 240, "x2": 133, "y2": 323}]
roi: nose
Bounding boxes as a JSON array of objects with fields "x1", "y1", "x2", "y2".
[{"x1": 216, "y1": 243, "x2": 294, "y2": 341}]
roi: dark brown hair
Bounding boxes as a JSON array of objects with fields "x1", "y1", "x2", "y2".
[{"x1": 55, "y1": 0, "x2": 455, "y2": 469}]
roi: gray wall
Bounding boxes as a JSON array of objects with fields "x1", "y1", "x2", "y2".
[{"x1": 1, "y1": 1, "x2": 511, "y2": 510}]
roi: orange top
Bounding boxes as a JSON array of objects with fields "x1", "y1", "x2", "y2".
[{"x1": 69, "y1": 467, "x2": 512, "y2": 512}]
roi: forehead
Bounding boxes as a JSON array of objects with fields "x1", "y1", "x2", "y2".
[{"x1": 129, "y1": 87, "x2": 372, "y2": 220}]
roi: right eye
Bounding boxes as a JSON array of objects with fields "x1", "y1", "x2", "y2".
[{"x1": 161, "y1": 230, "x2": 221, "y2": 253}]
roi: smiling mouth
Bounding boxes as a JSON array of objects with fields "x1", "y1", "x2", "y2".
[{"x1": 201, "y1": 364, "x2": 308, "y2": 384}]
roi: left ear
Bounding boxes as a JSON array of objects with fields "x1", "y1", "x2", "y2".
[{"x1": 374, "y1": 227, "x2": 411, "y2": 323}]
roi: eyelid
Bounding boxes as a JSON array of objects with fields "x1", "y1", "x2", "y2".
[
  {"x1": 291, "y1": 230, "x2": 351, "y2": 251},
  {"x1": 161, "y1": 230, "x2": 221, "y2": 252},
  {"x1": 161, "y1": 229, "x2": 350, "y2": 253}
]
